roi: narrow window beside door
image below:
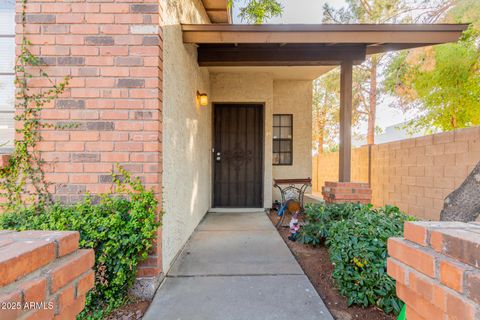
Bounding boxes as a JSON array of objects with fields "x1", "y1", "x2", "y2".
[{"x1": 273, "y1": 114, "x2": 293, "y2": 165}]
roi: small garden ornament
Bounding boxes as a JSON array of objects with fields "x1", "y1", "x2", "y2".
[{"x1": 288, "y1": 211, "x2": 301, "y2": 241}]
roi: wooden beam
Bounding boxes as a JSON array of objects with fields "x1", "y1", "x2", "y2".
[
  {"x1": 200, "y1": 0, "x2": 231, "y2": 23},
  {"x1": 182, "y1": 24, "x2": 468, "y2": 46},
  {"x1": 198, "y1": 44, "x2": 366, "y2": 66},
  {"x1": 365, "y1": 43, "x2": 442, "y2": 54},
  {"x1": 339, "y1": 60, "x2": 353, "y2": 182}
]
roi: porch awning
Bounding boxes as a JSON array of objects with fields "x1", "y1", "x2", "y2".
[
  {"x1": 182, "y1": 23, "x2": 468, "y2": 183},
  {"x1": 182, "y1": 24, "x2": 468, "y2": 66}
]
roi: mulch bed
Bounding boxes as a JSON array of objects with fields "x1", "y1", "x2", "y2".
[
  {"x1": 105, "y1": 300, "x2": 150, "y2": 320},
  {"x1": 267, "y1": 210, "x2": 395, "y2": 320}
]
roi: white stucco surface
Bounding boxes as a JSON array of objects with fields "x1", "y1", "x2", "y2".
[{"x1": 161, "y1": 0, "x2": 212, "y2": 272}]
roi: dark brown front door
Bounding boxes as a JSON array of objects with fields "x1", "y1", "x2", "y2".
[{"x1": 214, "y1": 104, "x2": 263, "y2": 208}]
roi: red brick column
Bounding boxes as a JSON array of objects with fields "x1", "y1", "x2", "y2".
[
  {"x1": 388, "y1": 221, "x2": 480, "y2": 320},
  {"x1": 0, "y1": 230, "x2": 94, "y2": 319},
  {"x1": 15, "y1": 0, "x2": 163, "y2": 297},
  {"x1": 321, "y1": 181, "x2": 372, "y2": 204}
]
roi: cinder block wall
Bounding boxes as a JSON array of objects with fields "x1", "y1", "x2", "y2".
[
  {"x1": 14, "y1": 0, "x2": 163, "y2": 288},
  {"x1": 388, "y1": 222, "x2": 480, "y2": 320},
  {"x1": 312, "y1": 147, "x2": 369, "y2": 192},
  {"x1": 0, "y1": 230, "x2": 94, "y2": 319},
  {"x1": 312, "y1": 127, "x2": 480, "y2": 220}
]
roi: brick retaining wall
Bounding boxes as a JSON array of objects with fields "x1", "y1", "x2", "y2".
[
  {"x1": 321, "y1": 181, "x2": 372, "y2": 204},
  {"x1": 388, "y1": 221, "x2": 480, "y2": 320},
  {"x1": 0, "y1": 230, "x2": 94, "y2": 319}
]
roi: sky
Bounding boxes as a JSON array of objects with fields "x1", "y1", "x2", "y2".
[{"x1": 232, "y1": 0, "x2": 418, "y2": 136}]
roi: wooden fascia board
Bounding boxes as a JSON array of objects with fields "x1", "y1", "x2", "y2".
[
  {"x1": 182, "y1": 24, "x2": 468, "y2": 46},
  {"x1": 184, "y1": 30, "x2": 464, "y2": 44},
  {"x1": 182, "y1": 24, "x2": 468, "y2": 32}
]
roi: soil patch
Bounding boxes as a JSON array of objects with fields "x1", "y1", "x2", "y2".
[
  {"x1": 267, "y1": 210, "x2": 395, "y2": 320},
  {"x1": 106, "y1": 299, "x2": 150, "y2": 320}
]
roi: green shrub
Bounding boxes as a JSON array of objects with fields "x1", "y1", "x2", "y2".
[
  {"x1": 298, "y1": 202, "x2": 370, "y2": 245},
  {"x1": 0, "y1": 174, "x2": 160, "y2": 319},
  {"x1": 297, "y1": 202, "x2": 414, "y2": 315},
  {"x1": 327, "y1": 205, "x2": 414, "y2": 314}
]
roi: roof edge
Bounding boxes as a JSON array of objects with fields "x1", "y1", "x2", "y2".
[{"x1": 182, "y1": 23, "x2": 469, "y2": 32}]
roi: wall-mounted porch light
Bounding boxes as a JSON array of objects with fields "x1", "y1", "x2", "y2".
[{"x1": 197, "y1": 91, "x2": 208, "y2": 106}]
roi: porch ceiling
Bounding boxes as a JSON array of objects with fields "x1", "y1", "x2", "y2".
[
  {"x1": 207, "y1": 66, "x2": 335, "y2": 80},
  {"x1": 183, "y1": 24, "x2": 468, "y2": 66}
]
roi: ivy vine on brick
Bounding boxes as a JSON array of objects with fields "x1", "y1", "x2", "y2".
[{"x1": 0, "y1": 0, "x2": 70, "y2": 211}]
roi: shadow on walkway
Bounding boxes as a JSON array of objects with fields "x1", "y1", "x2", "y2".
[{"x1": 143, "y1": 211, "x2": 333, "y2": 320}]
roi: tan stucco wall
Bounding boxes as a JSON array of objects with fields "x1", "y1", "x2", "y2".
[
  {"x1": 210, "y1": 73, "x2": 274, "y2": 208},
  {"x1": 210, "y1": 74, "x2": 313, "y2": 207},
  {"x1": 312, "y1": 127, "x2": 480, "y2": 220},
  {"x1": 161, "y1": 1, "x2": 315, "y2": 269},
  {"x1": 272, "y1": 80, "x2": 313, "y2": 201},
  {"x1": 161, "y1": 0, "x2": 211, "y2": 272}
]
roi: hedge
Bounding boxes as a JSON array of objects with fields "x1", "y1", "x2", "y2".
[{"x1": 0, "y1": 176, "x2": 160, "y2": 319}]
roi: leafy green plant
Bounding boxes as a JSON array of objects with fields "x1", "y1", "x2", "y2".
[
  {"x1": 298, "y1": 203, "x2": 414, "y2": 315},
  {"x1": 326, "y1": 205, "x2": 414, "y2": 315},
  {"x1": 298, "y1": 202, "x2": 370, "y2": 245},
  {"x1": 0, "y1": 169, "x2": 161, "y2": 319},
  {"x1": 227, "y1": 0, "x2": 283, "y2": 24}
]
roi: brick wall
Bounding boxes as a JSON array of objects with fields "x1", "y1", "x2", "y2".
[
  {"x1": 14, "y1": 0, "x2": 163, "y2": 284},
  {"x1": 388, "y1": 221, "x2": 480, "y2": 320},
  {"x1": 312, "y1": 127, "x2": 480, "y2": 220},
  {"x1": 321, "y1": 181, "x2": 372, "y2": 204},
  {"x1": 0, "y1": 230, "x2": 94, "y2": 319}
]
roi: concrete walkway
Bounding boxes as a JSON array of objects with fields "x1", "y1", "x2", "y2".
[{"x1": 143, "y1": 211, "x2": 333, "y2": 320}]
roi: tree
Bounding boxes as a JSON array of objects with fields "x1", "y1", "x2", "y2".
[
  {"x1": 440, "y1": 160, "x2": 480, "y2": 222},
  {"x1": 323, "y1": 0, "x2": 453, "y2": 144},
  {"x1": 385, "y1": 0, "x2": 480, "y2": 133},
  {"x1": 228, "y1": 0, "x2": 283, "y2": 24},
  {"x1": 312, "y1": 70, "x2": 340, "y2": 154},
  {"x1": 313, "y1": 69, "x2": 366, "y2": 153}
]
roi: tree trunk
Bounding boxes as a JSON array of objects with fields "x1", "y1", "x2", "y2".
[
  {"x1": 440, "y1": 161, "x2": 480, "y2": 222},
  {"x1": 318, "y1": 131, "x2": 324, "y2": 154},
  {"x1": 367, "y1": 58, "x2": 377, "y2": 145}
]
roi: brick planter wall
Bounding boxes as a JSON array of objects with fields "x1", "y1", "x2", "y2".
[
  {"x1": 321, "y1": 181, "x2": 372, "y2": 204},
  {"x1": 14, "y1": 0, "x2": 163, "y2": 296},
  {"x1": 388, "y1": 221, "x2": 480, "y2": 320},
  {"x1": 0, "y1": 230, "x2": 94, "y2": 319}
]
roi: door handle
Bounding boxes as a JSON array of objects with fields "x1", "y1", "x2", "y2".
[{"x1": 216, "y1": 152, "x2": 221, "y2": 162}]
